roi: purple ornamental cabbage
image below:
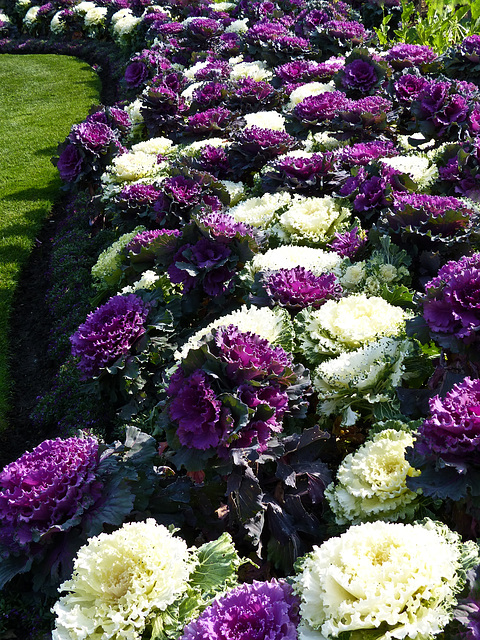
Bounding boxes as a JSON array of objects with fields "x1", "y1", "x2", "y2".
[
  {"x1": 229, "y1": 77, "x2": 275, "y2": 108},
  {"x1": 157, "y1": 21, "x2": 184, "y2": 36},
  {"x1": 56, "y1": 144, "x2": 83, "y2": 182},
  {"x1": 70, "y1": 294, "x2": 150, "y2": 378},
  {"x1": 413, "y1": 377, "x2": 480, "y2": 464},
  {"x1": 125, "y1": 228, "x2": 181, "y2": 255},
  {"x1": 276, "y1": 59, "x2": 338, "y2": 84},
  {"x1": 168, "y1": 368, "x2": 224, "y2": 449},
  {"x1": 194, "y1": 60, "x2": 231, "y2": 81},
  {"x1": 167, "y1": 324, "x2": 305, "y2": 454},
  {"x1": 229, "y1": 127, "x2": 298, "y2": 175},
  {"x1": 385, "y1": 193, "x2": 475, "y2": 243},
  {"x1": 324, "y1": 20, "x2": 369, "y2": 44},
  {"x1": 347, "y1": 95, "x2": 392, "y2": 117},
  {"x1": 37, "y1": 2, "x2": 54, "y2": 15},
  {"x1": 0, "y1": 437, "x2": 100, "y2": 552},
  {"x1": 200, "y1": 211, "x2": 253, "y2": 240},
  {"x1": 163, "y1": 175, "x2": 203, "y2": 207},
  {"x1": 273, "y1": 35, "x2": 310, "y2": 56},
  {"x1": 188, "y1": 17, "x2": 223, "y2": 39},
  {"x1": 187, "y1": 107, "x2": 232, "y2": 133},
  {"x1": 118, "y1": 183, "x2": 162, "y2": 207},
  {"x1": 406, "y1": 375, "x2": 480, "y2": 501},
  {"x1": 246, "y1": 21, "x2": 287, "y2": 43},
  {"x1": 212, "y1": 325, "x2": 294, "y2": 384},
  {"x1": 192, "y1": 81, "x2": 228, "y2": 107},
  {"x1": 294, "y1": 7, "x2": 329, "y2": 35},
  {"x1": 393, "y1": 74, "x2": 429, "y2": 105},
  {"x1": 353, "y1": 175, "x2": 388, "y2": 214},
  {"x1": 261, "y1": 151, "x2": 337, "y2": 194},
  {"x1": 384, "y1": 43, "x2": 437, "y2": 69},
  {"x1": 236, "y1": 127, "x2": 296, "y2": 153},
  {"x1": 124, "y1": 61, "x2": 149, "y2": 87},
  {"x1": 196, "y1": 145, "x2": 231, "y2": 178},
  {"x1": 294, "y1": 91, "x2": 352, "y2": 123},
  {"x1": 180, "y1": 579, "x2": 300, "y2": 640},
  {"x1": 451, "y1": 566, "x2": 480, "y2": 640},
  {"x1": 414, "y1": 80, "x2": 468, "y2": 134},
  {"x1": 328, "y1": 226, "x2": 368, "y2": 258},
  {"x1": 236, "y1": 383, "x2": 289, "y2": 448},
  {"x1": 338, "y1": 140, "x2": 398, "y2": 167},
  {"x1": 108, "y1": 107, "x2": 132, "y2": 132},
  {"x1": 203, "y1": 267, "x2": 236, "y2": 297},
  {"x1": 168, "y1": 238, "x2": 233, "y2": 296},
  {"x1": 69, "y1": 121, "x2": 116, "y2": 155},
  {"x1": 469, "y1": 105, "x2": 480, "y2": 135},
  {"x1": 461, "y1": 34, "x2": 480, "y2": 62},
  {"x1": 340, "y1": 58, "x2": 378, "y2": 92},
  {"x1": 422, "y1": 253, "x2": 480, "y2": 343},
  {"x1": 417, "y1": 80, "x2": 451, "y2": 116},
  {"x1": 261, "y1": 267, "x2": 343, "y2": 309}
]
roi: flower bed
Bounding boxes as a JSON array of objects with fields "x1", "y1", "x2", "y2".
[{"x1": 2, "y1": 0, "x2": 480, "y2": 638}]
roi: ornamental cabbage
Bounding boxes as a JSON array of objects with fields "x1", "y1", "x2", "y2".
[
  {"x1": 52, "y1": 520, "x2": 192, "y2": 640},
  {"x1": 293, "y1": 520, "x2": 479, "y2": 640},
  {"x1": 180, "y1": 580, "x2": 300, "y2": 640},
  {"x1": 295, "y1": 294, "x2": 409, "y2": 363},
  {"x1": 325, "y1": 429, "x2": 421, "y2": 524}
]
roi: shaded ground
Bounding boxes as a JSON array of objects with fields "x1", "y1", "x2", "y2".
[{"x1": 0, "y1": 203, "x2": 62, "y2": 468}]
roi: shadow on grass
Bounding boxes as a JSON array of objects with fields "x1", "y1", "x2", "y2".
[
  {"x1": 2, "y1": 181, "x2": 61, "y2": 205},
  {"x1": 33, "y1": 145, "x2": 60, "y2": 158}
]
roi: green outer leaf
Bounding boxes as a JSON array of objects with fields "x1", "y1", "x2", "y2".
[
  {"x1": 189, "y1": 532, "x2": 243, "y2": 595},
  {"x1": 149, "y1": 534, "x2": 243, "y2": 640}
]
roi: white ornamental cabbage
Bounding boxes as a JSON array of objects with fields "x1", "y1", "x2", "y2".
[
  {"x1": 243, "y1": 111, "x2": 286, "y2": 131},
  {"x1": 294, "y1": 520, "x2": 479, "y2": 640},
  {"x1": 275, "y1": 195, "x2": 351, "y2": 246},
  {"x1": 228, "y1": 192, "x2": 291, "y2": 228},
  {"x1": 313, "y1": 337, "x2": 412, "y2": 424},
  {"x1": 52, "y1": 520, "x2": 193, "y2": 640},
  {"x1": 295, "y1": 294, "x2": 410, "y2": 363},
  {"x1": 250, "y1": 245, "x2": 342, "y2": 276},
  {"x1": 325, "y1": 429, "x2": 421, "y2": 524}
]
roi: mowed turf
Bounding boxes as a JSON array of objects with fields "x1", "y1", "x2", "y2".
[{"x1": 0, "y1": 54, "x2": 101, "y2": 433}]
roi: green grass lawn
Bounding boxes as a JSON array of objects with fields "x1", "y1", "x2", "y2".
[{"x1": 0, "y1": 54, "x2": 101, "y2": 433}]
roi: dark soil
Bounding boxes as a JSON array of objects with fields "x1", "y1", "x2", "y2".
[{"x1": 0, "y1": 204, "x2": 63, "y2": 469}]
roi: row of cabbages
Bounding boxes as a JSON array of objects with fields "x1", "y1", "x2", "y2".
[{"x1": 2, "y1": 0, "x2": 480, "y2": 638}]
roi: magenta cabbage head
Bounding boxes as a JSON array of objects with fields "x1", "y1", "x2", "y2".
[
  {"x1": 126, "y1": 228, "x2": 181, "y2": 255},
  {"x1": 422, "y1": 253, "x2": 480, "y2": 344},
  {"x1": 383, "y1": 193, "x2": 476, "y2": 248},
  {"x1": 406, "y1": 374, "x2": 480, "y2": 501},
  {"x1": 324, "y1": 19, "x2": 369, "y2": 44},
  {"x1": 384, "y1": 43, "x2": 437, "y2": 69},
  {"x1": 165, "y1": 324, "x2": 309, "y2": 455},
  {"x1": 328, "y1": 226, "x2": 367, "y2": 258},
  {"x1": 414, "y1": 377, "x2": 480, "y2": 464},
  {"x1": 338, "y1": 141, "x2": 398, "y2": 167},
  {"x1": 261, "y1": 267, "x2": 343, "y2": 309},
  {"x1": 69, "y1": 121, "x2": 116, "y2": 155},
  {"x1": 57, "y1": 144, "x2": 83, "y2": 182},
  {"x1": 212, "y1": 325, "x2": 294, "y2": 384},
  {"x1": 294, "y1": 91, "x2": 352, "y2": 124},
  {"x1": 340, "y1": 59, "x2": 378, "y2": 92},
  {"x1": 180, "y1": 579, "x2": 300, "y2": 640},
  {"x1": 70, "y1": 294, "x2": 150, "y2": 378},
  {"x1": 460, "y1": 34, "x2": 480, "y2": 62},
  {"x1": 124, "y1": 61, "x2": 149, "y2": 87},
  {"x1": 0, "y1": 437, "x2": 100, "y2": 552},
  {"x1": 168, "y1": 368, "x2": 223, "y2": 450}
]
